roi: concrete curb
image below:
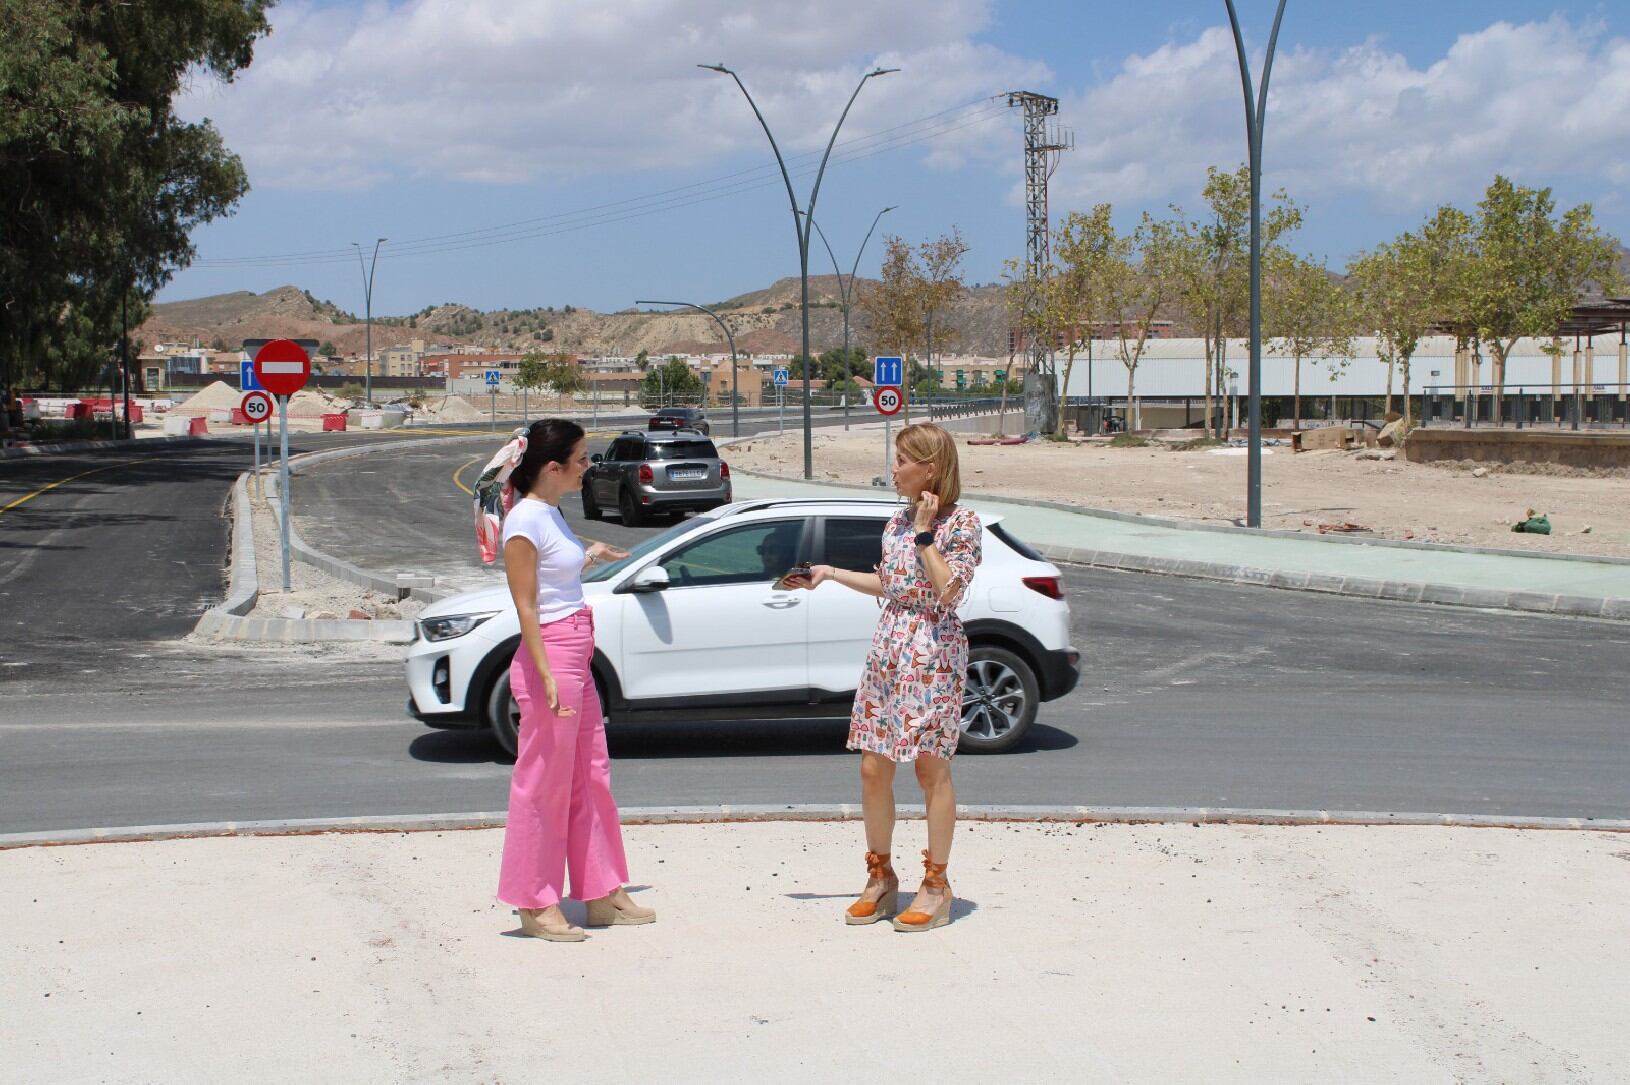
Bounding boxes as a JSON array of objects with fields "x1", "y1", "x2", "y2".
[
  {"x1": 0, "y1": 435, "x2": 227, "y2": 461},
  {"x1": 718, "y1": 458, "x2": 1630, "y2": 622},
  {"x1": 4, "y1": 803, "x2": 1627, "y2": 850},
  {"x1": 191, "y1": 474, "x2": 259, "y2": 636}
]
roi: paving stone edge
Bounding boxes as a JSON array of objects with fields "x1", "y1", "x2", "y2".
[{"x1": 4, "y1": 804, "x2": 1627, "y2": 850}]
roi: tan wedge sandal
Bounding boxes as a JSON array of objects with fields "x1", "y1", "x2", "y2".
[
  {"x1": 845, "y1": 851, "x2": 899, "y2": 925},
  {"x1": 585, "y1": 888, "x2": 657, "y2": 928},
  {"x1": 518, "y1": 907, "x2": 587, "y2": 942},
  {"x1": 892, "y1": 850, "x2": 951, "y2": 932}
]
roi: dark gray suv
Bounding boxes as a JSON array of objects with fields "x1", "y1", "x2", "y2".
[{"x1": 581, "y1": 430, "x2": 731, "y2": 526}]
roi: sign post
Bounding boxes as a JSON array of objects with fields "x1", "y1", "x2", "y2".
[
  {"x1": 873, "y1": 357, "x2": 904, "y2": 485},
  {"x1": 241, "y1": 390, "x2": 273, "y2": 499},
  {"x1": 773, "y1": 367, "x2": 789, "y2": 435},
  {"x1": 252, "y1": 340, "x2": 312, "y2": 592},
  {"x1": 484, "y1": 369, "x2": 502, "y2": 432}
]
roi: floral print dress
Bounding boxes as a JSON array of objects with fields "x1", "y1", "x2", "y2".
[{"x1": 847, "y1": 504, "x2": 983, "y2": 762}]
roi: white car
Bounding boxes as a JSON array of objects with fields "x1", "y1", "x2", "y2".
[{"x1": 405, "y1": 498, "x2": 1080, "y2": 755}]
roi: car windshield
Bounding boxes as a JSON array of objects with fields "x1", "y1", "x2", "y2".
[
  {"x1": 582, "y1": 519, "x2": 699, "y2": 583},
  {"x1": 648, "y1": 440, "x2": 716, "y2": 460}
]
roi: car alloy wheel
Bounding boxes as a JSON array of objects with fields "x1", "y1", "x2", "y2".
[
  {"x1": 486, "y1": 669, "x2": 522, "y2": 758},
  {"x1": 957, "y1": 645, "x2": 1037, "y2": 753}
]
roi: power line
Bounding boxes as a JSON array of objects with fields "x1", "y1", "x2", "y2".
[{"x1": 190, "y1": 98, "x2": 1011, "y2": 270}]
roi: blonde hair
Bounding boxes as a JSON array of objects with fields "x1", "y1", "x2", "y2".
[{"x1": 895, "y1": 422, "x2": 961, "y2": 506}]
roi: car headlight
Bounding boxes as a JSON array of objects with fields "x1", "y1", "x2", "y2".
[{"x1": 419, "y1": 612, "x2": 499, "y2": 642}]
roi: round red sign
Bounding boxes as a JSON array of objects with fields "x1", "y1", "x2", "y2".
[
  {"x1": 252, "y1": 339, "x2": 311, "y2": 398},
  {"x1": 240, "y1": 390, "x2": 274, "y2": 423},
  {"x1": 874, "y1": 385, "x2": 903, "y2": 416}
]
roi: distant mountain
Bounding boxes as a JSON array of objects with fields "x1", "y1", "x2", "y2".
[{"x1": 144, "y1": 275, "x2": 1023, "y2": 359}]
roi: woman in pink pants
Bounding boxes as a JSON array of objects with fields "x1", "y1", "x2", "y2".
[{"x1": 495, "y1": 418, "x2": 654, "y2": 941}]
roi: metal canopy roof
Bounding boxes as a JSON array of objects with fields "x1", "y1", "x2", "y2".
[{"x1": 1556, "y1": 295, "x2": 1630, "y2": 338}]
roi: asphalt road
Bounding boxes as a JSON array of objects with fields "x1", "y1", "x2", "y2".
[{"x1": 3, "y1": 430, "x2": 1629, "y2": 833}]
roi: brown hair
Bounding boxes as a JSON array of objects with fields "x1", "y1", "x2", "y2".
[{"x1": 895, "y1": 422, "x2": 961, "y2": 506}]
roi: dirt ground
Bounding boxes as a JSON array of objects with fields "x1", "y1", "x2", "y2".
[{"x1": 725, "y1": 428, "x2": 1630, "y2": 559}]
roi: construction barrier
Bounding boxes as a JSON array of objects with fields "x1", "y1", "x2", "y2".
[
  {"x1": 163, "y1": 415, "x2": 207, "y2": 437},
  {"x1": 321, "y1": 414, "x2": 347, "y2": 432},
  {"x1": 231, "y1": 408, "x2": 250, "y2": 425}
]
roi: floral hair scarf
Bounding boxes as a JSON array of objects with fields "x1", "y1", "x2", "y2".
[{"x1": 474, "y1": 428, "x2": 530, "y2": 564}]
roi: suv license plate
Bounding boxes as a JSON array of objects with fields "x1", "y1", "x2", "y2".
[{"x1": 668, "y1": 468, "x2": 705, "y2": 480}]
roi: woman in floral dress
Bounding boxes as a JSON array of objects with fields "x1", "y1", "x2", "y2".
[{"x1": 790, "y1": 423, "x2": 980, "y2": 932}]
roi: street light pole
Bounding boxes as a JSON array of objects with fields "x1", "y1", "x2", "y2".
[
  {"x1": 352, "y1": 238, "x2": 386, "y2": 405},
  {"x1": 702, "y1": 62, "x2": 896, "y2": 479},
  {"x1": 1224, "y1": 0, "x2": 1287, "y2": 530},
  {"x1": 806, "y1": 207, "x2": 895, "y2": 431},
  {"x1": 637, "y1": 300, "x2": 740, "y2": 436}
]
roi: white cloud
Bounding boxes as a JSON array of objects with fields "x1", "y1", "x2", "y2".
[
  {"x1": 177, "y1": 0, "x2": 1047, "y2": 190},
  {"x1": 1049, "y1": 16, "x2": 1630, "y2": 220}
]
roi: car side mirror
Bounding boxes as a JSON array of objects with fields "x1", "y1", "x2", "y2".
[
  {"x1": 591, "y1": 453, "x2": 603, "y2": 463},
  {"x1": 623, "y1": 566, "x2": 670, "y2": 594}
]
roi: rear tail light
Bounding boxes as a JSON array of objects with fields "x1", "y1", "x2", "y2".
[
  {"x1": 719, "y1": 461, "x2": 731, "y2": 480},
  {"x1": 638, "y1": 464, "x2": 654, "y2": 484},
  {"x1": 1022, "y1": 575, "x2": 1063, "y2": 600}
]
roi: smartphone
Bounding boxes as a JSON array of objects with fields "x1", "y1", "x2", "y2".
[{"x1": 773, "y1": 562, "x2": 813, "y2": 590}]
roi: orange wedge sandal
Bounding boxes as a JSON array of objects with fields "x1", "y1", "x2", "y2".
[
  {"x1": 845, "y1": 851, "x2": 899, "y2": 925},
  {"x1": 891, "y1": 850, "x2": 951, "y2": 932}
]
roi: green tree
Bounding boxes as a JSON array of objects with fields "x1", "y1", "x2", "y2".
[
  {"x1": 1175, "y1": 166, "x2": 1302, "y2": 435},
  {"x1": 514, "y1": 353, "x2": 551, "y2": 395},
  {"x1": 1041, "y1": 206, "x2": 1116, "y2": 435},
  {"x1": 856, "y1": 235, "x2": 926, "y2": 419},
  {"x1": 634, "y1": 349, "x2": 650, "y2": 371},
  {"x1": 318, "y1": 341, "x2": 338, "y2": 358},
  {"x1": 1, "y1": 0, "x2": 270, "y2": 391},
  {"x1": 918, "y1": 228, "x2": 970, "y2": 411},
  {"x1": 640, "y1": 358, "x2": 700, "y2": 407},
  {"x1": 1103, "y1": 213, "x2": 1185, "y2": 431},
  {"x1": 1269, "y1": 254, "x2": 1355, "y2": 429},
  {"x1": 1464, "y1": 175, "x2": 1623, "y2": 414}
]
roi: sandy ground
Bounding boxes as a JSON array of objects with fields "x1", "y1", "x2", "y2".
[
  {"x1": 726, "y1": 428, "x2": 1630, "y2": 559},
  {"x1": 3, "y1": 821, "x2": 1627, "y2": 1083}
]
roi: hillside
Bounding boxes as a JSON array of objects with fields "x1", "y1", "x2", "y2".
[{"x1": 144, "y1": 275, "x2": 1021, "y2": 360}]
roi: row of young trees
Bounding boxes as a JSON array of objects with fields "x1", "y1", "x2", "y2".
[{"x1": 1003, "y1": 168, "x2": 1623, "y2": 435}]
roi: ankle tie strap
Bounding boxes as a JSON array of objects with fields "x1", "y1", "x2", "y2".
[
  {"x1": 920, "y1": 849, "x2": 948, "y2": 889},
  {"x1": 864, "y1": 851, "x2": 893, "y2": 879}
]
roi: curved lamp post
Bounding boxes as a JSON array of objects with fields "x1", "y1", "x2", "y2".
[
  {"x1": 637, "y1": 299, "x2": 740, "y2": 436},
  {"x1": 803, "y1": 206, "x2": 896, "y2": 430},
  {"x1": 351, "y1": 238, "x2": 386, "y2": 404},
  {"x1": 701, "y1": 62, "x2": 896, "y2": 479},
  {"x1": 1224, "y1": 0, "x2": 1286, "y2": 529}
]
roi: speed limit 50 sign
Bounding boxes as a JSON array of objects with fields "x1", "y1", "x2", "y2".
[
  {"x1": 874, "y1": 385, "x2": 903, "y2": 416},
  {"x1": 240, "y1": 390, "x2": 274, "y2": 424}
]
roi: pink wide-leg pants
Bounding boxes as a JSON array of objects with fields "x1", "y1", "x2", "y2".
[{"x1": 496, "y1": 607, "x2": 629, "y2": 909}]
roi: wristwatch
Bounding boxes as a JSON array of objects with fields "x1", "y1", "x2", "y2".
[{"x1": 914, "y1": 530, "x2": 935, "y2": 548}]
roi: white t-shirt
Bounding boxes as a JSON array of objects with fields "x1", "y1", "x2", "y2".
[{"x1": 500, "y1": 497, "x2": 587, "y2": 624}]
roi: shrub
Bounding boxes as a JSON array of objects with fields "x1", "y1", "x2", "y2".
[
  {"x1": 1108, "y1": 434, "x2": 1150, "y2": 448},
  {"x1": 338, "y1": 382, "x2": 364, "y2": 401}
]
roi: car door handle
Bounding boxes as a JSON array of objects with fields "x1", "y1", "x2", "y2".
[{"x1": 762, "y1": 597, "x2": 801, "y2": 609}]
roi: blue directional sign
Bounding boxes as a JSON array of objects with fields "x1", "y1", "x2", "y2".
[
  {"x1": 772, "y1": 368, "x2": 789, "y2": 387},
  {"x1": 873, "y1": 355, "x2": 902, "y2": 387},
  {"x1": 483, "y1": 369, "x2": 502, "y2": 387},
  {"x1": 239, "y1": 359, "x2": 263, "y2": 392}
]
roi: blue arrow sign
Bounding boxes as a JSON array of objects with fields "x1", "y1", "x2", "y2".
[
  {"x1": 239, "y1": 359, "x2": 263, "y2": 392},
  {"x1": 484, "y1": 369, "x2": 502, "y2": 386},
  {"x1": 772, "y1": 368, "x2": 789, "y2": 386},
  {"x1": 873, "y1": 355, "x2": 902, "y2": 387}
]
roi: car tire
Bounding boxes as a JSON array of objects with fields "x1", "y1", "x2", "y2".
[
  {"x1": 580, "y1": 481, "x2": 602, "y2": 520},
  {"x1": 957, "y1": 644, "x2": 1038, "y2": 754},
  {"x1": 619, "y1": 486, "x2": 645, "y2": 527},
  {"x1": 486, "y1": 666, "x2": 521, "y2": 758},
  {"x1": 486, "y1": 659, "x2": 610, "y2": 759}
]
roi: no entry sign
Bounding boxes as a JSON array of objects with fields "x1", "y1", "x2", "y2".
[
  {"x1": 252, "y1": 339, "x2": 311, "y2": 398},
  {"x1": 240, "y1": 390, "x2": 273, "y2": 424},
  {"x1": 874, "y1": 386, "x2": 903, "y2": 416}
]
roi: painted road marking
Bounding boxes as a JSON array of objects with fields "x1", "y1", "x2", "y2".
[
  {"x1": 453, "y1": 456, "x2": 481, "y2": 496},
  {"x1": 0, "y1": 459, "x2": 146, "y2": 517}
]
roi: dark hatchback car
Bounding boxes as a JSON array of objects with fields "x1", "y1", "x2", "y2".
[
  {"x1": 581, "y1": 430, "x2": 731, "y2": 526},
  {"x1": 648, "y1": 406, "x2": 709, "y2": 435}
]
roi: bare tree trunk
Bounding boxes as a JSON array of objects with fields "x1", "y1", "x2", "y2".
[
  {"x1": 1293, "y1": 353, "x2": 1302, "y2": 429},
  {"x1": 997, "y1": 348, "x2": 1014, "y2": 437},
  {"x1": 1384, "y1": 357, "x2": 1396, "y2": 417},
  {"x1": 1401, "y1": 353, "x2": 1413, "y2": 429},
  {"x1": 1125, "y1": 363, "x2": 1137, "y2": 432},
  {"x1": 1491, "y1": 340, "x2": 1509, "y2": 427},
  {"x1": 1202, "y1": 334, "x2": 1215, "y2": 436},
  {"x1": 1056, "y1": 347, "x2": 1077, "y2": 437}
]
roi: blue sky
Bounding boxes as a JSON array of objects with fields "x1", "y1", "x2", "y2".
[{"x1": 167, "y1": 1, "x2": 1630, "y2": 318}]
